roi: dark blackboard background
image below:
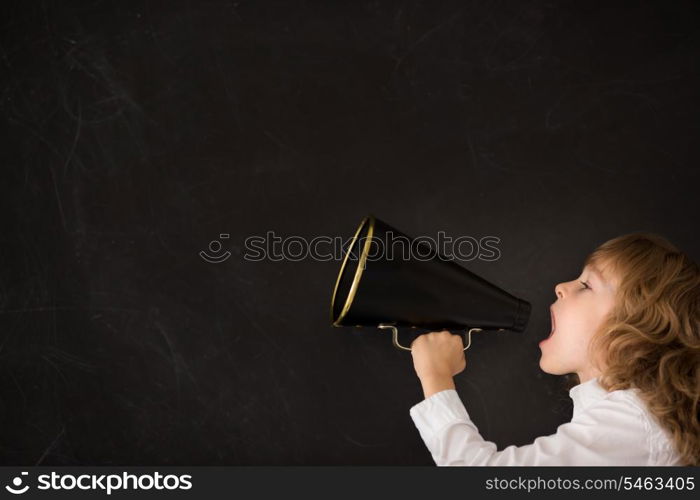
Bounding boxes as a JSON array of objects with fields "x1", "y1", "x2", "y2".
[{"x1": 1, "y1": 0, "x2": 698, "y2": 465}]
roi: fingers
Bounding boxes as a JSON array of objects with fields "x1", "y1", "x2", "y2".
[
  {"x1": 410, "y1": 329, "x2": 463, "y2": 350},
  {"x1": 413, "y1": 330, "x2": 463, "y2": 347},
  {"x1": 427, "y1": 329, "x2": 453, "y2": 337}
]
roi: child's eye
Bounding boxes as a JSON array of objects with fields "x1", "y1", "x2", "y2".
[{"x1": 580, "y1": 281, "x2": 591, "y2": 290}]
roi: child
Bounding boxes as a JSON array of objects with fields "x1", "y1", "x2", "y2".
[{"x1": 409, "y1": 233, "x2": 699, "y2": 465}]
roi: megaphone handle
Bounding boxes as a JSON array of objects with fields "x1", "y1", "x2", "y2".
[
  {"x1": 378, "y1": 324, "x2": 482, "y2": 352},
  {"x1": 377, "y1": 324, "x2": 412, "y2": 351},
  {"x1": 462, "y1": 327, "x2": 482, "y2": 350}
]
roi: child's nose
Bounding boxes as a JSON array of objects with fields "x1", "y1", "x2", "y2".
[{"x1": 554, "y1": 282, "x2": 565, "y2": 299}]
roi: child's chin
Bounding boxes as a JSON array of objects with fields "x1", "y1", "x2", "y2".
[{"x1": 538, "y1": 356, "x2": 557, "y2": 375}]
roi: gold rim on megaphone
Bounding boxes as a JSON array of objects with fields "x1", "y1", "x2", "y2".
[{"x1": 330, "y1": 214, "x2": 375, "y2": 327}]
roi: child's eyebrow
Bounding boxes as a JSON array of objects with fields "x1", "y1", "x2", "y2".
[{"x1": 588, "y1": 266, "x2": 612, "y2": 288}]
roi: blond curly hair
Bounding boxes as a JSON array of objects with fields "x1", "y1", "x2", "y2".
[{"x1": 577, "y1": 233, "x2": 700, "y2": 465}]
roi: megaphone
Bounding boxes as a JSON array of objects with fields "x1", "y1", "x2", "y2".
[{"x1": 330, "y1": 215, "x2": 531, "y2": 351}]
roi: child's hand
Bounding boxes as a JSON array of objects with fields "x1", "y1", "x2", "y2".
[{"x1": 410, "y1": 330, "x2": 466, "y2": 398}]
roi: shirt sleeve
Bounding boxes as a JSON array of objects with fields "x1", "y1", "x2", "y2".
[{"x1": 409, "y1": 389, "x2": 652, "y2": 466}]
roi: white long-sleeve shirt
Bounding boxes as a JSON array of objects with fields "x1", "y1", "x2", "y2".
[{"x1": 409, "y1": 377, "x2": 683, "y2": 466}]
